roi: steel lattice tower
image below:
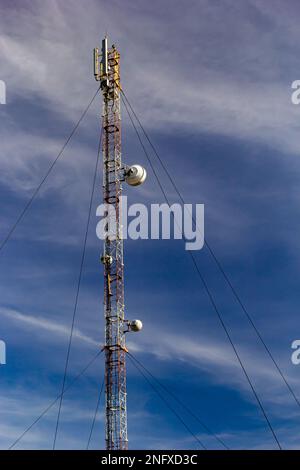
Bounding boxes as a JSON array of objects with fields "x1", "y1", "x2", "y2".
[
  {"x1": 94, "y1": 36, "x2": 145, "y2": 451},
  {"x1": 95, "y1": 38, "x2": 127, "y2": 450}
]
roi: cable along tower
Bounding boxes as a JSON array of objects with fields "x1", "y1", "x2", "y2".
[{"x1": 94, "y1": 37, "x2": 146, "y2": 450}]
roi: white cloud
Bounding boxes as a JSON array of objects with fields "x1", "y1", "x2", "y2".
[
  {"x1": 0, "y1": 387, "x2": 104, "y2": 449},
  {"x1": 0, "y1": 0, "x2": 299, "y2": 155},
  {"x1": 128, "y1": 324, "x2": 300, "y2": 414},
  {"x1": 1, "y1": 0, "x2": 300, "y2": 450},
  {"x1": 2, "y1": 302, "x2": 299, "y2": 413},
  {"x1": 0, "y1": 306, "x2": 99, "y2": 347}
]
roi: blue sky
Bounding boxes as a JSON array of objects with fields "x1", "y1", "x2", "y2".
[{"x1": 1, "y1": 0, "x2": 300, "y2": 449}]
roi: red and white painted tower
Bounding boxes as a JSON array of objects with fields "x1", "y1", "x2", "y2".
[{"x1": 94, "y1": 37, "x2": 145, "y2": 450}]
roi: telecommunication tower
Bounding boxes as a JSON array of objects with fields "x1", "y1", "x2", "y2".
[{"x1": 94, "y1": 37, "x2": 146, "y2": 450}]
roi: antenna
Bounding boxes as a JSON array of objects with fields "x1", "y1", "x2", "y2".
[{"x1": 94, "y1": 36, "x2": 146, "y2": 450}]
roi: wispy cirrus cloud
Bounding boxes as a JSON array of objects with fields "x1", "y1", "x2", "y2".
[
  {"x1": 0, "y1": 0, "x2": 299, "y2": 154},
  {"x1": 1, "y1": 0, "x2": 300, "y2": 450},
  {"x1": 0, "y1": 306, "x2": 98, "y2": 347}
]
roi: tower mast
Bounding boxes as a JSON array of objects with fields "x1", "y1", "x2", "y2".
[
  {"x1": 94, "y1": 36, "x2": 146, "y2": 450},
  {"x1": 95, "y1": 37, "x2": 127, "y2": 450}
]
